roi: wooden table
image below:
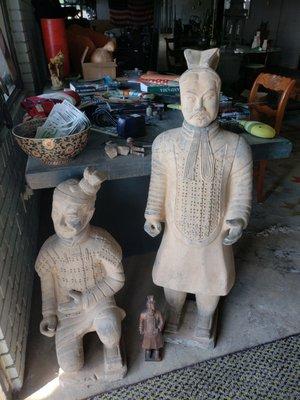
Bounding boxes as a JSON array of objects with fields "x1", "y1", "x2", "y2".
[{"x1": 25, "y1": 110, "x2": 293, "y2": 190}]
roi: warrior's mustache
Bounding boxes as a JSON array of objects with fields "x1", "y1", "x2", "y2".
[{"x1": 189, "y1": 107, "x2": 208, "y2": 118}]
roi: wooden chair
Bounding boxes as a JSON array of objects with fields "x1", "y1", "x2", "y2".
[{"x1": 248, "y1": 73, "x2": 296, "y2": 202}]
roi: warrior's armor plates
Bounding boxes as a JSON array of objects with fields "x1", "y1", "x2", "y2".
[
  {"x1": 145, "y1": 123, "x2": 252, "y2": 295},
  {"x1": 35, "y1": 226, "x2": 125, "y2": 317}
]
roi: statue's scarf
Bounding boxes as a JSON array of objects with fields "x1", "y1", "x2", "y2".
[{"x1": 182, "y1": 120, "x2": 219, "y2": 181}]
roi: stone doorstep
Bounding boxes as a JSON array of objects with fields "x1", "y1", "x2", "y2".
[
  {"x1": 58, "y1": 339, "x2": 127, "y2": 400},
  {"x1": 163, "y1": 300, "x2": 217, "y2": 350},
  {"x1": 50, "y1": 301, "x2": 217, "y2": 399}
]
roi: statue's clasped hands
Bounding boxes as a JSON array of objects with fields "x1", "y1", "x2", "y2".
[
  {"x1": 40, "y1": 290, "x2": 86, "y2": 337},
  {"x1": 223, "y1": 219, "x2": 244, "y2": 246},
  {"x1": 58, "y1": 290, "x2": 85, "y2": 315}
]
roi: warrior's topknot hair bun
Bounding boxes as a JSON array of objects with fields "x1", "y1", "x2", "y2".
[
  {"x1": 79, "y1": 167, "x2": 107, "y2": 197},
  {"x1": 179, "y1": 48, "x2": 221, "y2": 91},
  {"x1": 184, "y1": 48, "x2": 220, "y2": 70},
  {"x1": 55, "y1": 167, "x2": 107, "y2": 204}
]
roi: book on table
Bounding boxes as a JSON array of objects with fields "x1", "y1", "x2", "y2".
[{"x1": 139, "y1": 81, "x2": 180, "y2": 95}]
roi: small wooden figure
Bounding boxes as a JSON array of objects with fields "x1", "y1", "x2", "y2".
[
  {"x1": 139, "y1": 295, "x2": 164, "y2": 361},
  {"x1": 48, "y1": 51, "x2": 64, "y2": 90}
]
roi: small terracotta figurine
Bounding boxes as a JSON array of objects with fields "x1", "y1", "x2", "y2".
[
  {"x1": 35, "y1": 167, "x2": 126, "y2": 381},
  {"x1": 48, "y1": 51, "x2": 64, "y2": 90},
  {"x1": 144, "y1": 48, "x2": 252, "y2": 347},
  {"x1": 139, "y1": 295, "x2": 164, "y2": 361}
]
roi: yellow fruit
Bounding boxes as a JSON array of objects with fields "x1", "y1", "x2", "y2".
[{"x1": 238, "y1": 120, "x2": 276, "y2": 139}]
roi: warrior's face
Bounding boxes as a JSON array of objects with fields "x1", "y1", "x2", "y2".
[
  {"x1": 180, "y1": 70, "x2": 220, "y2": 128},
  {"x1": 147, "y1": 299, "x2": 155, "y2": 312},
  {"x1": 52, "y1": 191, "x2": 94, "y2": 240}
]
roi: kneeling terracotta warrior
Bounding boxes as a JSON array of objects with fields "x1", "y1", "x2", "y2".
[
  {"x1": 35, "y1": 167, "x2": 126, "y2": 376},
  {"x1": 139, "y1": 296, "x2": 164, "y2": 361}
]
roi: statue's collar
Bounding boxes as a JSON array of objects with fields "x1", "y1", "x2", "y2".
[
  {"x1": 182, "y1": 120, "x2": 219, "y2": 181},
  {"x1": 59, "y1": 225, "x2": 90, "y2": 247},
  {"x1": 182, "y1": 119, "x2": 219, "y2": 141}
]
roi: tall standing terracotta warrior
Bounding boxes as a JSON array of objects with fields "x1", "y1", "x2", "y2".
[
  {"x1": 144, "y1": 48, "x2": 252, "y2": 343},
  {"x1": 35, "y1": 167, "x2": 126, "y2": 377}
]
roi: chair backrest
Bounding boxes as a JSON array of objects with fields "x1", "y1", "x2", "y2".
[{"x1": 249, "y1": 73, "x2": 296, "y2": 134}]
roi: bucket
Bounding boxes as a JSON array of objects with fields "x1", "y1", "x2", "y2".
[{"x1": 41, "y1": 18, "x2": 70, "y2": 76}]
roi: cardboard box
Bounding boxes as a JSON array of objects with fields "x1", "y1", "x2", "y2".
[{"x1": 81, "y1": 47, "x2": 117, "y2": 80}]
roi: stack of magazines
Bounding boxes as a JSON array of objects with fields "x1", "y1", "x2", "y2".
[
  {"x1": 36, "y1": 100, "x2": 90, "y2": 139},
  {"x1": 69, "y1": 76, "x2": 119, "y2": 96}
]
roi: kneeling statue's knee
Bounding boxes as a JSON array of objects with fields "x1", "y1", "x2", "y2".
[
  {"x1": 58, "y1": 354, "x2": 84, "y2": 373},
  {"x1": 57, "y1": 344, "x2": 84, "y2": 373},
  {"x1": 96, "y1": 317, "x2": 121, "y2": 348}
]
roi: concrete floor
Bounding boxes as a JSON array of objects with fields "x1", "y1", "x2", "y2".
[{"x1": 18, "y1": 114, "x2": 300, "y2": 399}]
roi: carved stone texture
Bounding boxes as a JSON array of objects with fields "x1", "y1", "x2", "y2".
[
  {"x1": 35, "y1": 167, "x2": 127, "y2": 385},
  {"x1": 144, "y1": 48, "x2": 253, "y2": 348},
  {"x1": 164, "y1": 300, "x2": 217, "y2": 349}
]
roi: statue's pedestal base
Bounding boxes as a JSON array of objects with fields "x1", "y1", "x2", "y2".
[
  {"x1": 164, "y1": 300, "x2": 217, "y2": 349},
  {"x1": 144, "y1": 349, "x2": 162, "y2": 362},
  {"x1": 58, "y1": 339, "x2": 127, "y2": 400}
]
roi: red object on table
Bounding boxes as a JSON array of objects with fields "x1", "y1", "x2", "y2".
[
  {"x1": 41, "y1": 18, "x2": 70, "y2": 76},
  {"x1": 21, "y1": 90, "x2": 80, "y2": 120}
]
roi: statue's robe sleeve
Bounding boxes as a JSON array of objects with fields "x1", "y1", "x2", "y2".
[
  {"x1": 139, "y1": 312, "x2": 146, "y2": 334},
  {"x1": 145, "y1": 134, "x2": 167, "y2": 222},
  {"x1": 225, "y1": 136, "x2": 253, "y2": 228},
  {"x1": 82, "y1": 232, "x2": 125, "y2": 309},
  {"x1": 35, "y1": 244, "x2": 57, "y2": 317},
  {"x1": 156, "y1": 311, "x2": 164, "y2": 331}
]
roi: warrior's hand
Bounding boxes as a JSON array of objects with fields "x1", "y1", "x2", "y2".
[
  {"x1": 144, "y1": 219, "x2": 162, "y2": 237},
  {"x1": 58, "y1": 290, "x2": 84, "y2": 314},
  {"x1": 139, "y1": 324, "x2": 144, "y2": 335},
  {"x1": 40, "y1": 315, "x2": 57, "y2": 337},
  {"x1": 223, "y1": 219, "x2": 244, "y2": 246}
]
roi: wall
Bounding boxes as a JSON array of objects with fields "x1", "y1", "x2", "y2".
[
  {"x1": 243, "y1": 0, "x2": 282, "y2": 43},
  {"x1": 275, "y1": 0, "x2": 300, "y2": 68},
  {"x1": 243, "y1": 0, "x2": 300, "y2": 69},
  {"x1": 0, "y1": 119, "x2": 39, "y2": 393},
  {"x1": 6, "y1": 0, "x2": 47, "y2": 94},
  {"x1": 96, "y1": 0, "x2": 110, "y2": 20},
  {"x1": 174, "y1": 0, "x2": 213, "y2": 25},
  {"x1": 0, "y1": 0, "x2": 41, "y2": 394},
  {"x1": 97, "y1": 0, "x2": 214, "y2": 27}
]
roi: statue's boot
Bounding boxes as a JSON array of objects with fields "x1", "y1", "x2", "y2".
[
  {"x1": 165, "y1": 307, "x2": 181, "y2": 333},
  {"x1": 164, "y1": 288, "x2": 186, "y2": 333},
  {"x1": 104, "y1": 344, "x2": 123, "y2": 374},
  {"x1": 194, "y1": 310, "x2": 216, "y2": 339},
  {"x1": 194, "y1": 294, "x2": 219, "y2": 343},
  {"x1": 145, "y1": 349, "x2": 152, "y2": 361},
  {"x1": 153, "y1": 349, "x2": 161, "y2": 361}
]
